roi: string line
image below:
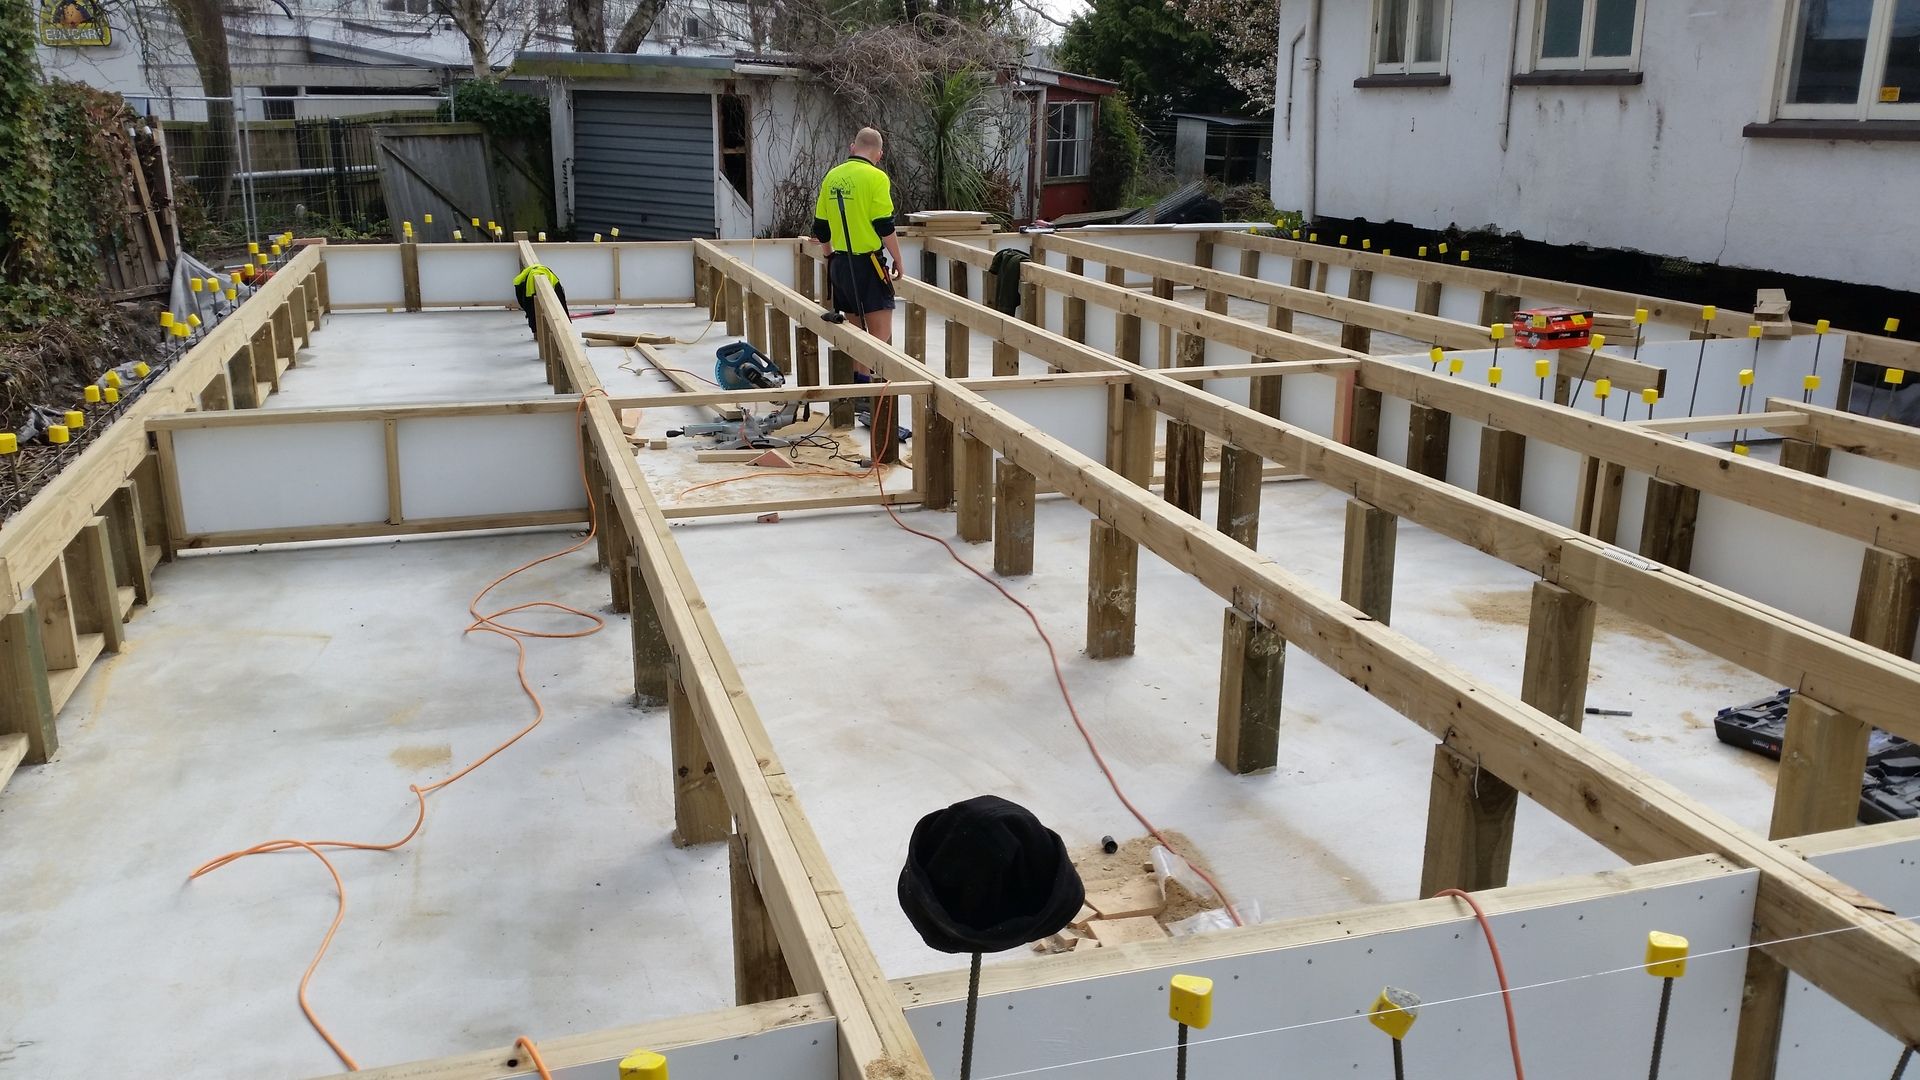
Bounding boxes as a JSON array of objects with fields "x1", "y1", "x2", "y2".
[{"x1": 970, "y1": 905, "x2": 1920, "y2": 1080}]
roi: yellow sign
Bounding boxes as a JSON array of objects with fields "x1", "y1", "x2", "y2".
[
  {"x1": 1880, "y1": 86, "x2": 1902, "y2": 103},
  {"x1": 39, "y1": 0, "x2": 110, "y2": 45}
]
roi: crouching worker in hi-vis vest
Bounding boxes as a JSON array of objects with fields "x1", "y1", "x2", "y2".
[
  {"x1": 512, "y1": 264, "x2": 567, "y2": 336},
  {"x1": 812, "y1": 126, "x2": 908, "y2": 443}
]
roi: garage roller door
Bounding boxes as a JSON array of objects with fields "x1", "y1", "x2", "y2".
[{"x1": 572, "y1": 90, "x2": 714, "y2": 240}]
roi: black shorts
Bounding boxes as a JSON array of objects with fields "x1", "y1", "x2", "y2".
[{"x1": 826, "y1": 251, "x2": 895, "y2": 316}]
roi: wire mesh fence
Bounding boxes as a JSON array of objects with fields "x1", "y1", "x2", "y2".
[{"x1": 144, "y1": 93, "x2": 444, "y2": 249}]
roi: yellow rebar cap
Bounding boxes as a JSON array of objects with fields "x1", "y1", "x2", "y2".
[
  {"x1": 618, "y1": 1050, "x2": 667, "y2": 1079},
  {"x1": 1594, "y1": 378, "x2": 1612, "y2": 399},
  {"x1": 1645, "y1": 931, "x2": 1689, "y2": 978},
  {"x1": 1168, "y1": 973, "x2": 1214, "y2": 1029},
  {"x1": 1368, "y1": 986, "x2": 1420, "y2": 1040}
]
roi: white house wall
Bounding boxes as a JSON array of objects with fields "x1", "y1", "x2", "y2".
[{"x1": 1270, "y1": 1, "x2": 1920, "y2": 291}]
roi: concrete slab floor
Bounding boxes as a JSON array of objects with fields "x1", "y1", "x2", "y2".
[
  {"x1": 0, "y1": 532, "x2": 725, "y2": 1078},
  {"x1": 0, "y1": 300, "x2": 1792, "y2": 1075},
  {"x1": 671, "y1": 480, "x2": 1780, "y2": 981}
]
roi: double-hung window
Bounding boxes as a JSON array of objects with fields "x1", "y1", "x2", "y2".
[
  {"x1": 1045, "y1": 102, "x2": 1092, "y2": 180},
  {"x1": 1533, "y1": 0, "x2": 1645, "y2": 70},
  {"x1": 1372, "y1": 0, "x2": 1450, "y2": 74},
  {"x1": 1778, "y1": 0, "x2": 1920, "y2": 119}
]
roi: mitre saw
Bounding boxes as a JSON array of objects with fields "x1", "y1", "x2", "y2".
[{"x1": 664, "y1": 341, "x2": 808, "y2": 450}]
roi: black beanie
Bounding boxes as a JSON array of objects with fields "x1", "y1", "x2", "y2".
[{"x1": 898, "y1": 795, "x2": 1086, "y2": 955}]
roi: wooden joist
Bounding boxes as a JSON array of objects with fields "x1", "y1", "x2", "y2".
[{"x1": 697, "y1": 240, "x2": 1920, "y2": 1047}]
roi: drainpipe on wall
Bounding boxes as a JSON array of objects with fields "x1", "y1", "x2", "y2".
[
  {"x1": 1303, "y1": 0, "x2": 1322, "y2": 223},
  {"x1": 1500, "y1": 0, "x2": 1523, "y2": 151}
]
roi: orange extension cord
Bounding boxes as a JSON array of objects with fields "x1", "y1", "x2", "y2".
[
  {"x1": 859, "y1": 382, "x2": 1245, "y2": 926},
  {"x1": 1432, "y1": 887, "x2": 1527, "y2": 1079},
  {"x1": 188, "y1": 393, "x2": 609, "y2": 1072}
]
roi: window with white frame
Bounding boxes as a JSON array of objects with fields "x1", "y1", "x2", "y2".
[
  {"x1": 1372, "y1": 0, "x2": 1450, "y2": 73},
  {"x1": 1533, "y1": 0, "x2": 1644, "y2": 69},
  {"x1": 1045, "y1": 101, "x2": 1093, "y2": 180},
  {"x1": 1778, "y1": 0, "x2": 1920, "y2": 118}
]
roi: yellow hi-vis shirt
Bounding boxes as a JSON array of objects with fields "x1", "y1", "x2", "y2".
[
  {"x1": 513, "y1": 264, "x2": 559, "y2": 297},
  {"x1": 815, "y1": 156, "x2": 895, "y2": 253}
]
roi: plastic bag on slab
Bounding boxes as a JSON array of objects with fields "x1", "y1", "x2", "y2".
[
  {"x1": 1150, "y1": 845, "x2": 1262, "y2": 936},
  {"x1": 1168, "y1": 902, "x2": 1262, "y2": 938}
]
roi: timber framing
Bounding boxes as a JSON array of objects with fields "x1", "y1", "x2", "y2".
[
  {"x1": 10, "y1": 229, "x2": 1920, "y2": 1080},
  {"x1": 707, "y1": 236, "x2": 1920, "y2": 1049}
]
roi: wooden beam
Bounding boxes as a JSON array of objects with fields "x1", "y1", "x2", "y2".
[
  {"x1": 724, "y1": 277, "x2": 745, "y2": 336},
  {"x1": 1041, "y1": 234, "x2": 1663, "y2": 391},
  {"x1": 919, "y1": 237, "x2": 1920, "y2": 748},
  {"x1": 1419, "y1": 744, "x2": 1518, "y2": 896},
  {"x1": 1778, "y1": 437, "x2": 1832, "y2": 477},
  {"x1": 698, "y1": 240, "x2": 1920, "y2": 1046},
  {"x1": 1422, "y1": 581, "x2": 1593, "y2": 894},
  {"x1": 730, "y1": 833, "x2": 798, "y2": 1005},
  {"x1": 993, "y1": 459, "x2": 1035, "y2": 576},
  {"x1": 1635, "y1": 410, "x2": 1808, "y2": 435},
  {"x1": 1358, "y1": 361, "x2": 1920, "y2": 563},
  {"x1": 1341, "y1": 268, "x2": 1374, "y2": 353},
  {"x1": 1769, "y1": 694, "x2": 1867, "y2": 842},
  {"x1": 1204, "y1": 227, "x2": 1920, "y2": 370},
  {"x1": 65, "y1": 519, "x2": 122, "y2": 654},
  {"x1": 558, "y1": 243, "x2": 934, "y2": 1079},
  {"x1": 1340, "y1": 499, "x2": 1396, "y2": 623},
  {"x1": 0, "y1": 600, "x2": 55, "y2": 765},
  {"x1": 1477, "y1": 427, "x2": 1526, "y2": 507},
  {"x1": 106, "y1": 482, "x2": 152, "y2": 607},
  {"x1": 1164, "y1": 333, "x2": 1206, "y2": 517},
  {"x1": 400, "y1": 241, "x2": 421, "y2": 312},
  {"x1": 1640, "y1": 479, "x2": 1700, "y2": 572},
  {"x1": 1216, "y1": 607, "x2": 1284, "y2": 775},
  {"x1": 954, "y1": 431, "x2": 993, "y2": 543},
  {"x1": 1769, "y1": 396, "x2": 1920, "y2": 469},
  {"x1": 1851, "y1": 547, "x2": 1920, "y2": 660},
  {"x1": 1406, "y1": 403, "x2": 1451, "y2": 479},
  {"x1": 1216, "y1": 445, "x2": 1263, "y2": 547},
  {"x1": 630, "y1": 555, "x2": 671, "y2": 708}
]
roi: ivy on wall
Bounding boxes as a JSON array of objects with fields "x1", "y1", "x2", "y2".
[{"x1": 0, "y1": 0, "x2": 134, "y2": 330}]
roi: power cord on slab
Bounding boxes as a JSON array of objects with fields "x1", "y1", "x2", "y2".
[
  {"x1": 188, "y1": 392, "x2": 610, "y2": 1071},
  {"x1": 862, "y1": 410, "x2": 1244, "y2": 926}
]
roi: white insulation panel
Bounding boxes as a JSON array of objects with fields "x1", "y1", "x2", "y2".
[
  {"x1": 320, "y1": 246, "x2": 406, "y2": 308},
  {"x1": 171, "y1": 421, "x2": 388, "y2": 535},
  {"x1": 420, "y1": 244, "x2": 521, "y2": 307},
  {"x1": 530, "y1": 243, "x2": 620, "y2": 302},
  {"x1": 1777, "y1": 836, "x2": 1920, "y2": 1076},
  {"x1": 544, "y1": 1017, "x2": 838, "y2": 1080},
  {"x1": 974, "y1": 384, "x2": 1108, "y2": 464},
  {"x1": 1689, "y1": 490, "x2": 1867, "y2": 635},
  {"x1": 905, "y1": 870, "x2": 1759, "y2": 1080},
  {"x1": 395, "y1": 412, "x2": 584, "y2": 520}
]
